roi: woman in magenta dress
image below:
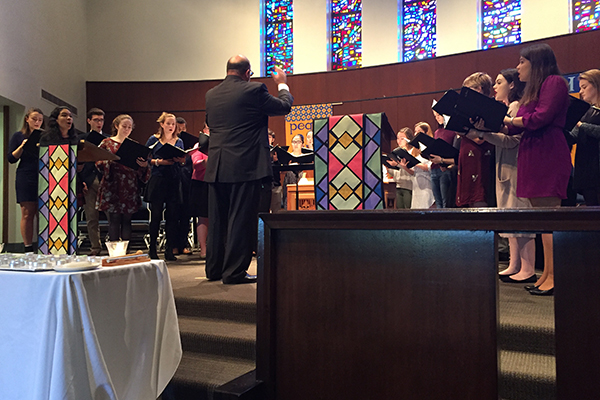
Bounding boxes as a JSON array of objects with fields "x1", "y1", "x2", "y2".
[
  {"x1": 96, "y1": 114, "x2": 150, "y2": 242},
  {"x1": 504, "y1": 43, "x2": 571, "y2": 295}
]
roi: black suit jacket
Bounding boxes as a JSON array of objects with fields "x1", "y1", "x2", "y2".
[{"x1": 204, "y1": 75, "x2": 293, "y2": 183}]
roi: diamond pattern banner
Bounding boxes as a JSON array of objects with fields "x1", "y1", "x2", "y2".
[
  {"x1": 314, "y1": 113, "x2": 393, "y2": 210},
  {"x1": 38, "y1": 144, "x2": 77, "y2": 254}
]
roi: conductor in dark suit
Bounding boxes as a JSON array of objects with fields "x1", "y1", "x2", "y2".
[{"x1": 204, "y1": 55, "x2": 293, "y2": 284}]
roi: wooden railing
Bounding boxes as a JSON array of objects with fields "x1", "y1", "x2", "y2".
[{"x1": 255, "y1": 208, "x2": 600, "y2": 400}]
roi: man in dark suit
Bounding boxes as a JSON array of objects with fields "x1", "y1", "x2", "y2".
[{"x1": 204, "y1": 55, "x2": 293, "y2": 284}]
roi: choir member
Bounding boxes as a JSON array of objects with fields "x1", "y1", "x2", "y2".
[
  {"x1": 7, "y1": 108, "x2": 44, "y2": 252},
  {"x1": 570, "y1": 69, "x2": 600, "y2": 205},
  {"x1": 145, "y1": 112, "x2": 185, "y2": 260},
  {"x1": 455, "y1": 72, "x2": 496, "y2": 208},
  {"x1": 504, "y1": 43, "x2": 571, "y2": 296},
  {"x1": 96, "y1": 115, "x2": 150, "y2": 243},
  {"x1": 466, "y1": 69, "x2": 536, "y2": 283}
]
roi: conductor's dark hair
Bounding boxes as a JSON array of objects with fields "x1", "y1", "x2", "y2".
[{"x1": 227, "y1": 58, "x2": 250, "y2": 75}]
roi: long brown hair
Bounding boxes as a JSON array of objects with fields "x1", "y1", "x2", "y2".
[
  {"x1": 20, "y1": 108, "x2": 44, "y2": 136},
  {"x1": 520, "y1": 43, "x2": 563, "y2": 105}
]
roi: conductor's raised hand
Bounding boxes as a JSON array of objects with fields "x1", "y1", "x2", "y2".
[{"x1": 272, "y1": 66, "x2": 287, "y2": 85}]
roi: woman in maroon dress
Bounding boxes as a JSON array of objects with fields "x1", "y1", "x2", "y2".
[
  {"x1": 96, "y1": 115, "x2": 150, "y2": 242},
  {"x1": 455, "y1": 72, "x2": 496, "y2": 207},
  {"x1": 504, "y1": 43, "x2": 571, "y2": 296}
]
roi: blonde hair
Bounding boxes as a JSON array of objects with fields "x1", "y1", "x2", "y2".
[
  {"x1": 111, "y1": 114, "x2": 135, "y2": 136},
  {"x1": 154, "y1": 112, "x2": 176, "y2": 139},
  {"x1": 463, "y1": 72, "x2": 493, "y2": 97},
  {"x1": 579, "y1": 69, "x2": 600, "y2": 107}
]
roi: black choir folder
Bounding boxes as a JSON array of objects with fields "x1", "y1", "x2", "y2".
[
  {"x1": 154, "y1": 143, "x2": 187, "y2": 160},
  {"x1": 179, "y1": 131, "x2": 199, "y2": 150},
  {"x1": 22, "y1": 129, "x2": 43, "y2": 155},
  {"x1": 565, "y1": 95, "x2": 592, "y2": 132},
  {"x1": 272, "y1": 146, "x2": 314, "y2": 165},
  {"x1": 389, "y1": 147, "x2": 420, "y2": 168},
  {"x1": 409, "y1": 133, "x2": 459, "y2": 160},
  {"x1": 116, "y1": 138, "x2": 151, "y2": 170},
  {"x1": 433, "y1": 87, "x2": 508, "y2": 133},
  {"x1": 85, "y1": 130, "x2": 106, "y2": 146}
]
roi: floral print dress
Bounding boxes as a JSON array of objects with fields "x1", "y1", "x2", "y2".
[{"x1": 96, "y1": 138, "x2": 150, "y2": 214}]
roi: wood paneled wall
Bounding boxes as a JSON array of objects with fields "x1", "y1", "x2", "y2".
[{"x1": 87, "y1": 29, "x2": 600, "y2": 145}]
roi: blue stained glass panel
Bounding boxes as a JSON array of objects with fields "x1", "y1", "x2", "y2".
[
  {"x1": 402, "y1": 0, "x2": 437, "y2": 62},
  {"x1": 331, "y1": 0, "x2": 362, "y2": 70},
  {"x1": 481, "y1": 0, "x2": 521, "y2": 50},
  {"x1": 332, "y1": 0, "x2": 361, "y2": 14},
  {"x1": 573, "y1": 0, "x2": 600, "y2": 32},
  {"x1": 265, "y1": 0, "x2": 293, "y2": 76}
]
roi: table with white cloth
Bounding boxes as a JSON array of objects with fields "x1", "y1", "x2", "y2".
[{"x1": 0, "y1": 260, "x2": 182, "y2": 400}]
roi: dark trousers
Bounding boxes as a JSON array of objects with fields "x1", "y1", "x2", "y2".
[
  {"x1": 149, "y1": 202, "x2": 178, "y2": 251},
  {"x1": 206, "y1": 180, "x2": 261, "y2": 283}
]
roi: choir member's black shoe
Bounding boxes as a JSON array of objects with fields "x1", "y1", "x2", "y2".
[
  {"x1": 149, "y1": 249, "x2": 159, "y2": 260},
  {"x1": 500, "y1": 274, "x2": 537, "y2": 283},
  {"x1": 529, "y1": 287, "x2": 554, "y2": 296},
  {"x1": 223, "y1": 274, "x2": 257, "y2": 285},
  {"x1": 524, "y1": 285, "x2": 539, "y2": 291},
  {"x1": 165, "y1": 251, "x2": 177, "y2": 261}
]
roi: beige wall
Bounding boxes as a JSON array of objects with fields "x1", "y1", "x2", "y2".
[
  {"x1": 294, "y1": 0, "x2": 328, "y2": 74},
  {"x1": 363, "y1": 0, "x2": 399, "y2": 67},
  {"x1": 521, "y1": 0, "x2": 571, "y2": 42},
  {"x1": 84, "y1": 0, "x2": 574, "y2": 80},
  {"x1": 86, "y1": 0, "x2": 262, "y2": 81}
]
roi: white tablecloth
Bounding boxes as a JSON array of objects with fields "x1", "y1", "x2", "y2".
[{"x1": 0, "y1": 260, "x2": 182, "y2": 400}]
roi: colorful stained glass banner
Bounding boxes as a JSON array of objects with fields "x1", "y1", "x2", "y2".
[
  {"x1": 313, "y1": 113, "x2": 393, "y2": 210},
  {"x1": 38, "y1": 144, "x2": 77, "y2": 255}
]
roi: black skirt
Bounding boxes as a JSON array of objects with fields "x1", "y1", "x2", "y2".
[
  {"x1": 16, "y1": 170, "x2": 38, "y2": 203},
  {"x1": 144, "y1": 175, "x2": 183, "y2": 204},
  {"x1": 188, "y1": 180, "x2": 209, "y2": 218}
]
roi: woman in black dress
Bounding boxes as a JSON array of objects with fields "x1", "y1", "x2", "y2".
[
  {"x1": 571, "y1": 69, "x2": 600, "y2": 205},
  {"x1": 145, "y1": 112, "x2": 185, "y2": 260},
  {"x1": 7, "y1": 108, "x2": 45, "y2": 252}
]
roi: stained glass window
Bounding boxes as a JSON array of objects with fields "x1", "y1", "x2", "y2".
[
  {"x1": 402, "y1": 0, "x2": 437, "y2": 62},
  {"x1": 265, "y1": 0, "x2": 293, "y2": 76},
  {"x1": 331, "y1": 0, "x2": 362, "y2": 70},
  {"x1": 573, "y1": 0, "x2": 600, "y2": 32},
  {"x1": 481, "y1": 0, "x2": 521, "y2": 50}
]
